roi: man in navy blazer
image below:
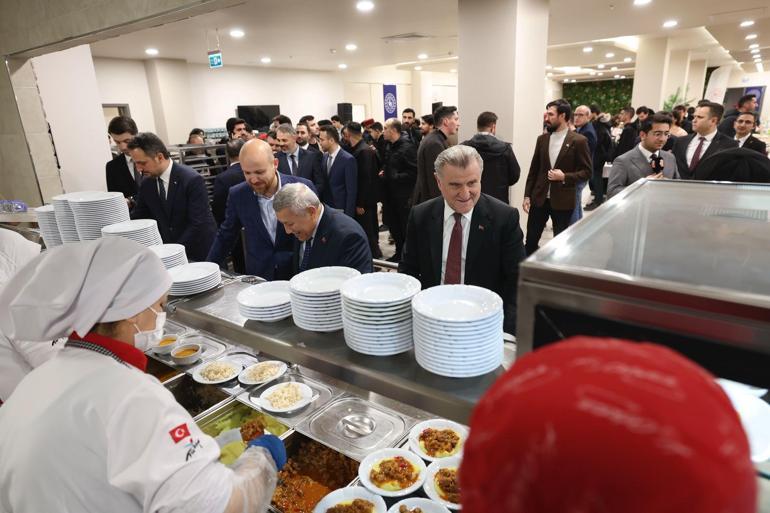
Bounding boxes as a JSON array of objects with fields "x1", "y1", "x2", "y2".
[
  {"x1": 211, "y1": 139, "x2": 246, "y2": 225},
  {"x1": 275, "y1": 123, "x2": 325, "y2": 195},
  {"x1": 128, "y1": 132, "x2": 217, "y2": 262},
  {"x1": 318, "y1": 125, "x2": 358, "y2": 217},
  {"x1": 273, "y1": 183, "x2": 372, "y2": 275},
  {"x1": 207, "y1": 139, "x2": 316, "y2": 280}
]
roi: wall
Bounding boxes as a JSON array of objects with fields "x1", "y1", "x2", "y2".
[
  {"x1": 545, "y1": 78, "x2": 563, "y2": 102},
  {"x1": 92, "y1": 58, "x2": 157, "y2": 133}
]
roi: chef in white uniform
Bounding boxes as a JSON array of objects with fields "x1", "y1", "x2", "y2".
[
  {"x1": 0, "y1": 237, "x2": 285, "y2": 513},
  {"x1": 0, "y1": 228, "x2": 60, "y2": 401}
]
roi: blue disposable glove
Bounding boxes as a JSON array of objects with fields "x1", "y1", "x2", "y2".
[{"x1": 247, "y1": 434, "x2": 287, "y2": 470}]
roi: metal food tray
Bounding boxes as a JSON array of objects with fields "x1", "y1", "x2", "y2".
[
  {"x1": 196, "y1": 399, "x2": 291, "y2": 440},
  {"x1": 164, "y1": 374, "x2": 233, "y2": 420}
]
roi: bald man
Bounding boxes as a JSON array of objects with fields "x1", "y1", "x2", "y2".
[
  {"x1": 570, "y1": 105, "x2": 597, "y2": 224},
  {"x1": 206, "y1": 139, "x2": 316, "y2": 280}
]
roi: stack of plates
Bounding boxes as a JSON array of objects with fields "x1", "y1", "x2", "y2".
[
  {"x1": 340, "y1": 273, "x2": 421, "y2": 355},
  {"x1": 68, "y1": 191, "x2": 130, "y2": 241},
  {"x1": 412, "y1": 285, "x2": 504, "y2": 378},
  {"x1": 149, "y1": 244, "x2": 188, "y2": 269},
  {"x1": 237, "y1": 281, "x2": 292, "y2": 321},
  {"x1": 51, "y1": 193, "x2": 80, "y2": 244},
  {"x1": 289, "y1": 266, "x2": 360, "y2": 332},
  {"x1": 34, "y1": 205, "x2": 62, "y2": 247},
  {"x1": 102, "y1": 219, "x2": 163, "y2": 246},
  {"x1": 168, "y1": 262, "x2": 222, "y2": 296}
]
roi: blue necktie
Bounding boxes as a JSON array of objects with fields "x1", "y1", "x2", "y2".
[{"x1": 299, "y1": 237, "x2": 313, "y2": 271}]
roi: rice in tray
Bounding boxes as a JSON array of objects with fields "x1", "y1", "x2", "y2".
[
  {"x1": 200, "y1": 362, "x2": 237, "y2": 381},
  {"x1": 245, "y1": 362, "x2": 281, "y2": 382},
  {"x1": 267, "y1": 383, "x2": 302, "y2": 408}
]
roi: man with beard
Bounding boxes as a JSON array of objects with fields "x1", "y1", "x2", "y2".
[{"x1": 298, "y1": 115, "x2": 321, "y2": 151}]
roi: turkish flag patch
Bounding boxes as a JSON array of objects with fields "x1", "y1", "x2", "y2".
[{"x1": 169, "y1": 423, "x2": 191, "y2": 444}]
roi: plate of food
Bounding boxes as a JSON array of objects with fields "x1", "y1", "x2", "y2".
[
  {"x1": 408, "y1": 419, "x2": 468, "y2": 462},
  {"x1": 192, "y1": 359, "x2": 243, "y2": 384},
  {"x1": 387, "y1": 497, "x2": 451, "y2": 513},
  {"x1": 313, "y1": 487, "x2": 387, "y2": 513},
  {"x1": 423, "y1": 457, "x2": 461, "y2": 510},
  {"x1": 239, "y1": 360, "x2": 288, "y2": 386},
  {"x1": 257, "y1": 381, "x2": 315, "y2": 413},
  {"x1": 359, "y1": 448, "x2": 427, "y2": 497}
]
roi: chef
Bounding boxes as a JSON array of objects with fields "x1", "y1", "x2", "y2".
[{"x1": 0, "y1": 237, "x2": 286, "y2": 513}]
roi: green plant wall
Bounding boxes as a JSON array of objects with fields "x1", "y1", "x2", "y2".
[{"x1": 562, "y1": 79, "x2": 634, "y2": 115}]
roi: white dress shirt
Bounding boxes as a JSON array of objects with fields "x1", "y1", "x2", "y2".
[
  {"x1": 736, "y1": 134, "x2": 750, "y2": 148},
  {"x1": 124, "y1": 155, "x2": 138, "y2": 182},
  {"x1": 255, "y1": 173, "x2": 281, "y2": 243},
  {"x1": 686, "y1": 129, "x2": 717, "y2": 167},
  {"x1": 636, "y1": 143, "x2": 659, "y2": 161},
  {"x1": 157, "y1": 160, "x2": 173, "y2": 200},
  {"x1": 440, "y1": 201, "x2": 474, "y2": 284},
  {"x1": 299, "y1": 205, "x2": 325, "y2": 267}
]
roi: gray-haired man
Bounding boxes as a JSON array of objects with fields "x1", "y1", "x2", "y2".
[
  {"x1": 275, "y1": 123, "x2": 325, "y2": 194},
  {"x1": 399, "y1": 145, "x2": 526, "y2": 335}
]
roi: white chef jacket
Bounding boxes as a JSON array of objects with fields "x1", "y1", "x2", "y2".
[
  {"x1": 0, "y1": 334, "x2": 60, "y2": 401},
  {"x1": 0, "y1": 344, "x2": 234, "y2": 512}
]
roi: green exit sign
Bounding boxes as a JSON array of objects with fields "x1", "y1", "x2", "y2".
[{"x1": 208, "y1": 51, "x2": 223, "y2": 69}]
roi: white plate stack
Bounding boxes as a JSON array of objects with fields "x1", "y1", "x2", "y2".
[
  {"x1": 412, "y1": 285, "x2": 504, "y2": 378},
  {"x1": 51, "y1": 193, "x2": 81, "y2": 244},
  {"x1": 149, "y1": 244, "x2": 188, "y2": 269},
  {"x1": 168, "y1": 262, "x2": 222, "y2": 296},
  {"x1": 289, "y1": 266, "x2": 360, "y2": 332},
  {"x1": 34, "y1": 205, "x2": 63, "y2": 247},
  {"x1": 340, "y1": 273, "x2": 421, "y2": 355},
  {"x1": 237, "y1": 281, "x2": 292, "y2": 321},
  {"x1": 102, "y1": 219, "x2": 163, "y2": 246},
  {"x1": 67, "y1": 191, "x2": 130, "y2": 241}
]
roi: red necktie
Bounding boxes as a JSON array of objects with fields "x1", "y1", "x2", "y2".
[
  {"x1": 444, "y1": 213, "x2": 463, "y2": 284},
  {"x1": 689, "y1": 136, "x2": 706, "y2": 172}
]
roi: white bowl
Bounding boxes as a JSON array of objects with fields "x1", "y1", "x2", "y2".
[
  {"x1": 151, "y1": 334, "x2": 179, "y2": 355},
  {"x1": 170, "y1": 344, "x2": 202, "y2": 365},
  {"x1": 313, "y1": 487, "x2": 387, "y2": 513},
  {"x1": 388, "y1": 497, "x2": 451, "y2": 513},
  {"x1": 359, "y1": 448, "x2": 427, "y2": 497},
  {"x1": 409, "y1": 419, "x2": 468, "y2": 462},
  {"x1": 423, "y1": 457, "x2": 462, "y2": 510}
]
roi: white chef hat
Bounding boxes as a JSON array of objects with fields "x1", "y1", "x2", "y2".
[
  {"x1": 0, "y1": 237, "x2": 172, "y2": 341},
  {"x1": 0, "y1": 228, "x2": 41, "y2": 288}
]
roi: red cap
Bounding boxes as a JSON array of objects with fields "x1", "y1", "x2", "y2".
[
  {"x1": 460, "y1": 336, "x2": 756, "y2": 513},
  {"x1": 361, "y1": 118, "x2": 375, "y2": 128}
]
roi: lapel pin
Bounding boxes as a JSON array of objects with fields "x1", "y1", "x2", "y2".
[
  {"x1": 321, "y1": 236, "x2": 327, "y2": 244},
  {"x1": 478, "y1": 224, "x2": 485, "y2": 231}
]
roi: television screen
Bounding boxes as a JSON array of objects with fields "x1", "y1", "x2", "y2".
[{"x1": 236, "y1": 105, "x2": 280, "y2": 132}]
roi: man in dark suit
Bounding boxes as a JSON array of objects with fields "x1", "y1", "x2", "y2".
[
  {"x1": 318, "y1": 125, "x2": 358, "y2": 217},
  {"x1": 273, "y1": 183, "x2": 372, "y2": 275},
  {"x1": 734, "y1": 112, "x2": 767, "y2": 156},
  {"x1": 671, "y1": 101, "x2": 739, "y2": 180},
  {"x1": 275, "y1": 123, "x2": 325, "y2": 194},
  {"x1": 346, "y1": 121, "x2": 382, "y2": 259},
  {"x1": 298, "y1": 115, "x2": 321, "y2": 152},
  {"x1": 399, "y1": 145, "x2": 525, "y2": 335},
  {"x1": 585, "y1": 105, "x2": 613, "y2": 210},
  {"x1": 523, "y1": 99, "x2": 592, "y2": 256},
  {"x1": 612, "y1": 106, "x2": 638, "y2": 161},
  {"x1": 412, "y1": 106, "x2": 459, "y2": 205},
  {"x1": 105, "y1": 116, "x2": 141, "y2": 206},
  {"x1": 382, "y1": 118, "x2": 418, "y2": 262},
  {"x1": 571, "y1": 105, "x2": 597, "y2": 224},
  {"x1": 460, "y1": 111, "x2": 520, "y2": 204},
  {"x1": 210, "y1": 139, "x2": 246, "y2": 272},
  {"x1": 128, "y1": 132, "x2": 217, "y2": 262},
  {"x1": 718, "y1": 94, "x2": 758, "y2": 138},
  {"x1": 207, "y1": 140, "x2": 316, "y2": 280}
]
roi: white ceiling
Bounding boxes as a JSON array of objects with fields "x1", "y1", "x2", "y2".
[{"x1": 89, "y1": 0, "x2": 770, "y2": 80}]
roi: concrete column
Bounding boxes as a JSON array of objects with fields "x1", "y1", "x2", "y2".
[
  {"x1": 458, "y1": 0, "x2": 550, "y2": 212},
  {"x1": 144, "y1": 59, "x2": 194, "y2": 145},
  {"x1": 631, "y1": 37, "x2": 671, "y2": 110},
  {"x1": 411, "y1": 70, "x2": 432, "y2": 118},
  {"x1": 663, "y1": 50, "x2": 691, "y2": 108},
  {"x1": 686, "y1": 59, "x2": 708, "y2": 102}
]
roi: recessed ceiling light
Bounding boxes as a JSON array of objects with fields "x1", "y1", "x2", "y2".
[
  {"x1": 598, "y1": 72, "x2": 604, "y2": 76},
  {"x1": 338, "y1": 63, "x2": 348, "y2": 69},
  {"x1": 545, "y1": 64, "x2": 553, "y2": 70},
  {"x1": 229, "y1": 28, "x2": 245, "y2": 38},
  {"x1": 751, "y1": 48, "x2": 760, "y2": 54},
  {"x1": 563, "y1": 78, "x2": 570, "y2": 83},
  {"x1": 749, "y1": 44, "x2": 759, "y2": 49},
  {"x1": 745, "y1": 34, "x2": 758, "y2": 40},
  {"x1": 547, "y1": 72, "x2": 553, "y2": 77},
  {"x1": 414, "y1": 66, "x2": 422, "y2": 70},
  {"x1": 145, "y1": 48, "x2": 159, "y2": 56},
  {"x1": 633, "y1": 0, "x2": 652, "y2": 5},
  {"x1": 605, "y1": 52, "x2": 615, "y2": 58},
  {"x1": 614, "y1": 74, "x2": 620, "y2": 78},
  {"x1": 583, "y1": 46, "x2": 593, "y2": 53},
  {"x1": 624, "y1": 57, "x2": 633, "y2": 62},
  {"x1": 345, "y1": 43, "x2": 358, "y2": 51},
  {"x1": 620, "y1": 75, "x2": 626, "y2": 79},
  {"x1": 260, "y1": 57, "x2": 271, "y2": 64},
  {"x1": 572, "y1": 79, "x2": 577, "y2": 82},
  {"x1": 740, "y1": 20, "x2": 755, "y2": 28},
  {"x1": 450, "y1": 68, "x2": 457, "y2": 73},
  {"x1": 663, "y1": 20, "x2": 678, "y2": 28},
  {"x1": 417, "y1": 53, "x2": 428, "y2": 60},
  {"x1": 611, "y1": 66, "x2": 618, "y2": 71},
  {"x1": 356, "y1": 1, "x2": 374, "y2": 12},
  {"x1": 597, "y1": 64, "x2": 605, "y2": 69},
  {"x1": 589, "y1": 71, "x2": 597, "y2": 76}
]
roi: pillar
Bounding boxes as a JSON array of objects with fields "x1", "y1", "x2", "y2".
[
  {"x1": 686, "y1": 59, "x2": 707, "y2": 102},
  {"x1": 631, "y1": 37, "x2": 671, "y2": 111},
  {"x1": 663, "y1": 50, "x2": 690, "y2": 108},
  {"x1": 144, "y1": 59, "x2": 194, "y2": 145}
]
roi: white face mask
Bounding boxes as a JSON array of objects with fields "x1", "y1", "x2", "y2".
[{"x1": 132, "y1": 306, "x2": 166, "y2": 352}]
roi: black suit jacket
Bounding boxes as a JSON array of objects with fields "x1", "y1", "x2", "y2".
[
  {"x1": 671, "y1": 132, "x2": 740, "y2": 179},
  {"x1": 612, "y1": 122, "x2": 638, "y2": 161},
  {"x1": 350, "y1": 139, "x2": 380, "y2": 207},
  {"x1": 413, "y1": 129, "x2": 449, "y2": 205},
  {"x1": 742, "y1": 135, "x2": 767, "y2": 156},
  {"x1": 398, "y1": 194, "x2": 526, "y2": 334},
  {"x1": 106, "y1": 154, "x2": 138, "y2": 199},
  {"x1": 131, "y1": 162, "x2": 217, "y2": 261},
  {"x1": 277, "y1": 148, "x2": 325, "y2": 195},
  {"x1": 211, "y1": 162, "x2": 245, "y2": 225},
  {"x1": 292, "y1": 206, "x2": 373, "y2": 274}
]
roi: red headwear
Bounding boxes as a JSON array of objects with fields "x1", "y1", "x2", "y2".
[{"x1": 460, "y1": 336, "x2": 756, "y2": 513}]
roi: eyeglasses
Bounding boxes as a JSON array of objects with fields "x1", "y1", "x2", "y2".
[{"x1": 648, "y1": 131, "x2": 670, "y2": 138}]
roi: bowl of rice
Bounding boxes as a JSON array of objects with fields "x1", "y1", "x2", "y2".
[
  {"x1": 257, "y1": 382, "x2": 314, "y2": 413},
  {"x1": 193, "y1": 359, "x2": 242, "y2": 384},
  {"x1": 239, "y1": 361, "x2": 288, "y2": 386}
]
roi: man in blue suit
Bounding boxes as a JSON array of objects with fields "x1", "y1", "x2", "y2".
[
  {"x1": 571, "y1": 105, "x2": 597, "y2": 224},
  {"x1": 128, "y1": 132, "x2": 217, "y2": 262},
  {"x1": 318, "y1": 125, "x2": 358, "y2": 217},
  {"x1": 207, "y1": 139, "x2": 316, "y2": 280},
  {"x1": 211, "y1": 139, "x2": 246, "y2": 225},
  {"x1": 273, "y1": 183, "x2": 372, "y2": 275},
  {"x1": 275, "y1": 124, "x2": 325, "y2": 195}
]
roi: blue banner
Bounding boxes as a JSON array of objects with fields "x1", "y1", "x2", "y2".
[{"x1": 383, "y1": 84, "x2": 398, "y2": 120}]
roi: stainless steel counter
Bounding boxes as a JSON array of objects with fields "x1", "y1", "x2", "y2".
[{"x1": 168, "y1": 279, "x2": 515, "y2": 424}]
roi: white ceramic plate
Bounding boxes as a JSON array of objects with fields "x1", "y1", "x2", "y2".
[
  {"x1": 409, "y1": 419, "x2": 468, "y2": 462},
  {"x1": 313, "y1": 487, "x2": 387, "y2": 513},
  {"x1": 192, "y1": 359, "x2": 243, "y2": 384},
  {"x1": 238, "y1": 361, "x2": 288, "y2": 386},
  {"x1": 341, "y1": 272, "x2": 421, "y2": 304},
  {"x1": 257, "y1": 382, "x2": 314, "y2": 413},
  {"x1": 169, "y1": 262, "x2": 221, "y2": 283},
  {"x1": 423, "y1": 457, "x2": 462, "y2": 510},
  {"x1": 101, "y1": 219, "x2": 157, "y2": 233},
  {"x1": 150, "y1": 243, "x2": 186, "y2": 258},
  {"x1": 359, "y1": 448, "x2": 427, "y2": 497},
  {"x1": 290, "y1": 266, "x2": 361, "y2": 294},
  {"x1": 388, "y1": 498, "x2": 451, "y2": 513},
  {"x1": 65, "y1": 191, "x2": 124, "y2": 203},
  {"x1": 237, "y1": 281, "x2": 292, "y2": 308},
  {"x1": 412, "y1": 285, "x2": 503, "y2": 323}
]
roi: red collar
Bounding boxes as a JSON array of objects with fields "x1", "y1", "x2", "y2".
[{"x1": 69, "y1": 332, "x2": 147, "y2": 371}]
